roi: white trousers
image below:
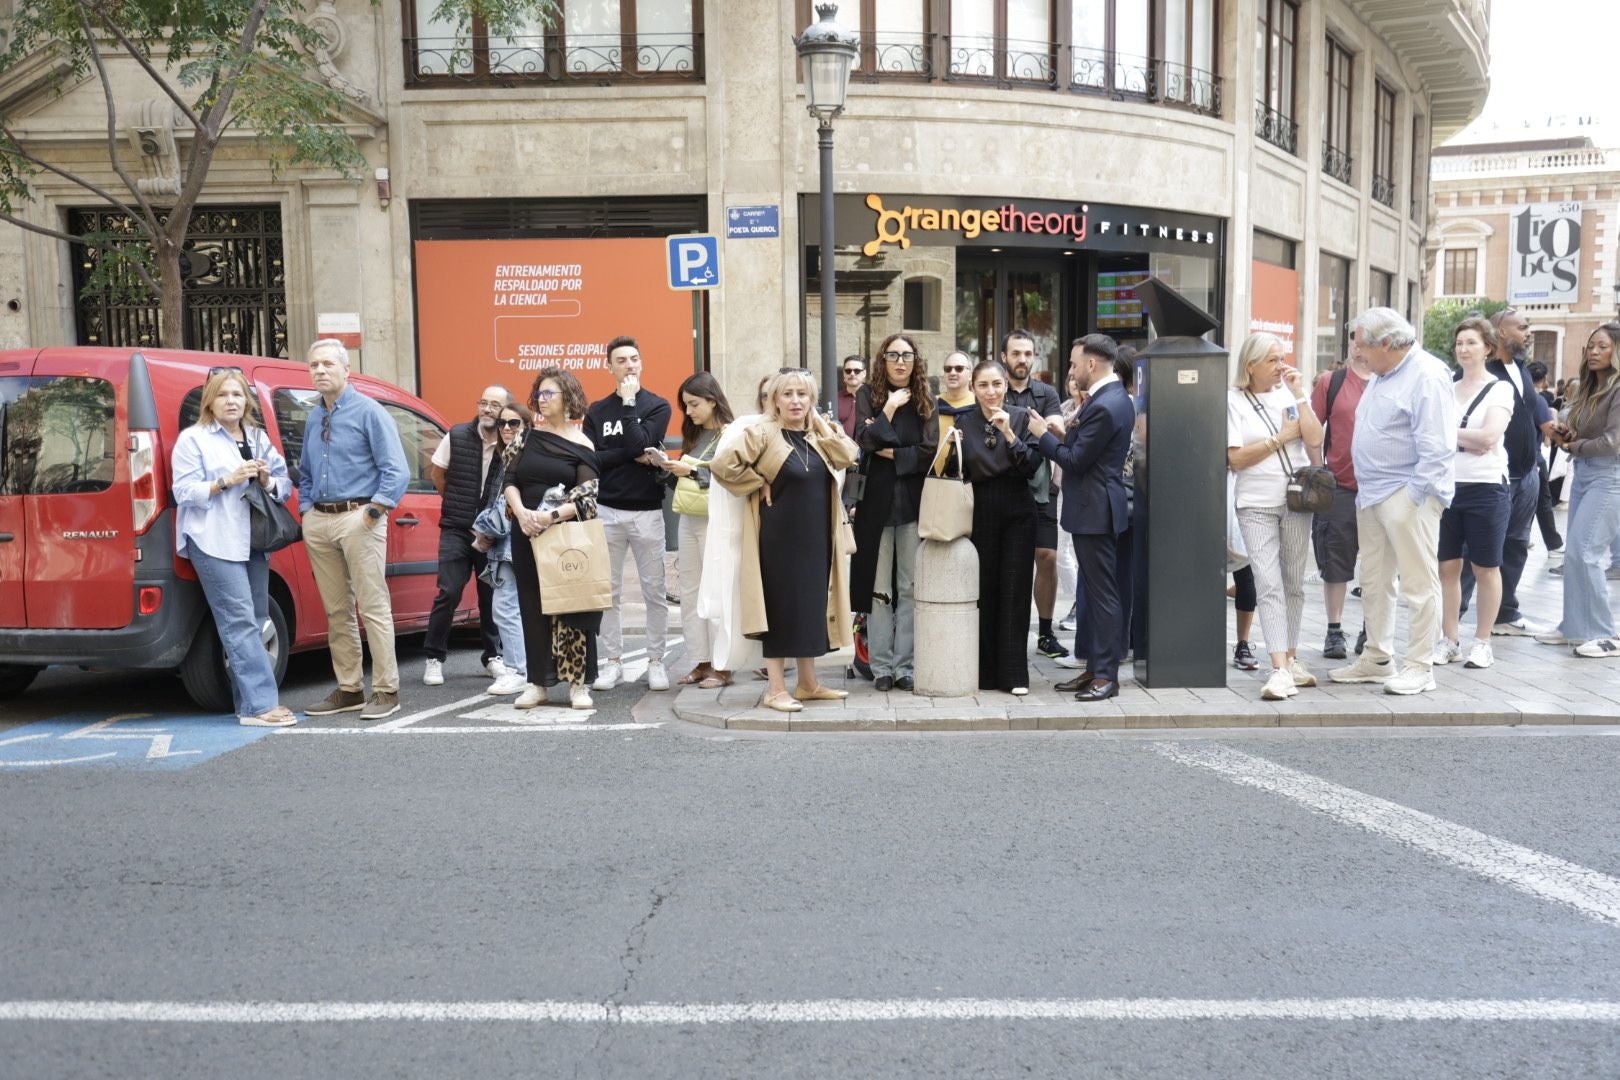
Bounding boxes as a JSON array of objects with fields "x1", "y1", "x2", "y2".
[
  {"x1": 676, "y1": 512, "x2": 717, "y2": 666},
  {"x1": 597, "y1": 505, "x2": 668, "y2": 663}
]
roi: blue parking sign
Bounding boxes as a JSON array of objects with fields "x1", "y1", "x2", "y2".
[{"x1": 667, "y1": 234, "x2": 720, "y2": 291}]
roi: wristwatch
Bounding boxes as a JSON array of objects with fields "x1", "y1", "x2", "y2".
[{"x1": 549, "y1": 509, "x2": 561, "y2": 524}]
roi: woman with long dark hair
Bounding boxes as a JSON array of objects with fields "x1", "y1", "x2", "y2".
[
  {"x1": 956, "y1": 359, "x2": 1040, "y2": 695},
  {"x1": 849, "y1": 332, "x2": 937, "y2": 692},
  {"x1": 472, "y1": 399, "x2": 532, "y2": 697},
  {"x1": 659, "y1": 371, "x2": 735, "y2": 688},
  {"x1": 504, "y1": 367, "x2": 602, "y2": 710}
]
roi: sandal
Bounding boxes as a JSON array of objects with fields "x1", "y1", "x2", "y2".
[
  {"x1": 240, "y1": 707, "x2": 297, "y2": 728},
  {"x1": 677, "y1": 664, "x2": 714, "y2": 686},
  {"x1": 762, "y1": 691, "x2": 803, "y2": 713},
  {"x1": 698, "y1": 670, "x2": 733, "y2": 689}
]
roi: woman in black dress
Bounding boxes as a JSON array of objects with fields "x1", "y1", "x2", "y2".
[
  {"x1": 504, "y1": 367, "x2": 602, "y2": 712},
  {"x1": 712, "y1": 369, "x2": 860, "y2": 713},
  {"x1": 849, "y1": 333, "x2": 937, "y2": 693},
  {"x1": 956, "y1": 359, "x2": 1039, "y2": 695}
]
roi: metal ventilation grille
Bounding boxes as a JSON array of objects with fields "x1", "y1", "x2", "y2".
[{"x1": 410, "y1": 197, "x2": 707, "y2": 240}]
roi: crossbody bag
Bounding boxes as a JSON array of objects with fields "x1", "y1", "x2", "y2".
[{"x1": 1245, "y1": 391, "x2": 1334, "y2": 514}]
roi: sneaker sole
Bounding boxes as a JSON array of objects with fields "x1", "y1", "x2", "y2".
[
  {"x1": 1383, "y1": 681, "x2": 1436, "y2": 695},
  {"x1": 360, "y1": 705, "x2": 401, "y2": 720},
  {"x1": 1261, "y1": 688, "x2": 1296, "y2": 701},
  {"x1": 1329, "y1": 673, "x2": 1390, "y2": 684},
  {"x1": 304, "y1": 702, "x2": 365, "y2": 716},
  {"x1": 1463, "y1": 660, "x2": 1492, "y2": 669},
  {"x1": 1490, "y1": 625, "x2": 1534, "y2": 637}
]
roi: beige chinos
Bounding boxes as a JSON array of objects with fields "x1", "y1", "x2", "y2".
[
  {"x1": 303, "y1": 506, "x2": 398, "y2": 694},
  {"x1": 1356, "y1": 490, "x2": 1445, "y2": 671}
]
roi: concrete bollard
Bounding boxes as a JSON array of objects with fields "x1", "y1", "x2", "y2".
[{"x1": 912, "y1": 536, "x2": 979, "y2": 697}]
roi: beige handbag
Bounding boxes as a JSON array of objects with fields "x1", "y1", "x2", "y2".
[
  {"x1": 530, "y1": 518, "x2": 613, "y2": 614},
  {"x1": 917, "y1": 429, "x2": 974, "y2": 541}
]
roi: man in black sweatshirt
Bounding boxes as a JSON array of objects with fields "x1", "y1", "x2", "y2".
[{"x1": 585, "y1": 336, "x2": 672, "y2": 692}]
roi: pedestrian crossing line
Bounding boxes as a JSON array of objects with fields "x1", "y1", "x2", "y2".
[
  {"x1": 369, "y1": 693, "x2": 490, "y2": 732},
  {"x1": 1153, "y1": 741, "x2": 1620, "y2": 928},
  {"x1": 1, "y1": 997, "x2": 1618, "y2": 1025},
  {"x1": 276, "y1": 723, "x2": 659, "y2": 735}
]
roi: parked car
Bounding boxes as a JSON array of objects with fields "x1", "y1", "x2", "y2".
[{"x1": 0, "y1": 346, "x2": 474, "y2": 709}]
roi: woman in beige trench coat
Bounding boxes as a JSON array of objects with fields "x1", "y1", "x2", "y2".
[{"x1": 711, "y1": 369, "x2": 860, "y2": 713}]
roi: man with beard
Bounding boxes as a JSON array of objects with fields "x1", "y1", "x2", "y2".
[{"x1": 1002, "y1": 330, "x2": 1070, "y2": 664}]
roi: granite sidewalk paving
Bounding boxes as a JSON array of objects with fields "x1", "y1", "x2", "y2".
[{"x1": 671, "y1": 518, "x2": 1620, "y2": 732}]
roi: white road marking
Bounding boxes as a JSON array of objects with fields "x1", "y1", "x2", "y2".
[
  {"x1": 368, "y1": 693, "x2": 490, "y2": 732},
  {"x1": 1154, "y1": 741, "x2": 1620, "y2": 927},
  {"x1": 276, "y1": 724, "x2": 658, "y2": 735},
  {"x1": 1, "y1": 997, "x2": 1619, "y2": 1025}
]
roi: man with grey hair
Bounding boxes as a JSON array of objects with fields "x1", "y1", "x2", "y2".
[
  {"x1": 1328, "y1": 308, "x2": 1459, "y2": 696},
  {"x1": 298, "y1": 338, "x2": 410, "y2": 720}
]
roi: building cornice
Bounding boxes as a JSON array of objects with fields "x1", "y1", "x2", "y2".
[{"x1": 1349, "y1": 0, "x2": 1489, "y2": 141}]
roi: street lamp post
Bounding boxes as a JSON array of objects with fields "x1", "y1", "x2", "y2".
[
  {"x1": 796, "y1": 2, "x2": 859, "y2": 412},
  {"x1": 1612, "y1": 280, "x2": 1619, "y2": 319}
]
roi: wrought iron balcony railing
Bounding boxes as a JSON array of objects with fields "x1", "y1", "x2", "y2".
[
  {"x1": 1254, "y1": 101, "x2": 1298, "y2": 155},
  {"x1": 1322, "y1": 142, "x2": 1354, "y2": 185},
  {"x1": 406, "y1": 32, "x2": 703, "y2": 85},
  {"x1": 1371, "y1": 174, "x2": 1396, "y2": 209},
  {"x1": 850, "y1": 29, "x2": 933, "y2": 81}
]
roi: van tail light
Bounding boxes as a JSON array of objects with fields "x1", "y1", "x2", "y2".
[
  {"x1": 138, "y1": 586, "x2": 162, "y2": 615},
  {"x1": 129, "y1": 431, "x2": 157, "y2": 535}
]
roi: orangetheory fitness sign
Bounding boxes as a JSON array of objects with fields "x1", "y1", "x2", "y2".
[{"x1": 863, "y1": 194, "x2": 1093, "y2": 253}]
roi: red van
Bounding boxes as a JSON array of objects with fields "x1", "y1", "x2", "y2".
[{"x1": 0, "y1": 347, "x2": 474, "y2": 710}]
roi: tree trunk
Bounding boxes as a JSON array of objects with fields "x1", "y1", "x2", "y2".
[{"x1": 157, "y1": 238, "x2": 184, "y2": 349}]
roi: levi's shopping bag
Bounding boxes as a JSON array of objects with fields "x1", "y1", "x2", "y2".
[{"x1": 530, "y1": 518, "x2": 613, "y2": 614}]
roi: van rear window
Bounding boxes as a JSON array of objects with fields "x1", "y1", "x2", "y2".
[{"x1": 0, "y1": 376, "x2": 117, "y2": 495}]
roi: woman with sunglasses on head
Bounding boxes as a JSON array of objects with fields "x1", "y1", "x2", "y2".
[
  {"x1": 504, "y1": 368, "x2": 602, "y2": 710},
  {"x1": 953, "y1": 359, "x2": 1040, "y2": 696},
  {"x1": 848, "y1": 334, "x2": 937, "y2": 692},
  {"x1": 1537, "y1": 323, "x2": 1620, "y2": 658},
  {"x1": 471, "y1": 400, "x2": 533, "y2": 697},
  {"x1": 711, "y1": 369, "x2": 860, "y2": 712},
  {"x1": 657, "y1": 372, "x2": 736, "y2": 689},
  {"x1": 170, "y1": 368, "x2": 296, "y2": 727}
]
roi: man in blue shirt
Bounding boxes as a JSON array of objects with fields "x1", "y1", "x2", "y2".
[
  {"x1": 1329, "y1": 308, "x2": 1458, "y2": 697},
  {"x1": 298, "y1": 338, "x2": 410, "y2": 720}
]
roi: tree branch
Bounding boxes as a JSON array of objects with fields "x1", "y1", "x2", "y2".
[
  {"x1": 90, "y1": 10, "x2": 207, "y2": 132},
  {"x1": 0, "y1": 128, "x2": 148, "y2": 219},
  {"x1": 0, "y1": 209, "x2": 161, "y2": 295},
  {"x1": 172, "y1": 0, "x2": 270, "y2": 220},
  {"x1": 71, "y1": 0, "x2": 160, "y2": 236}
]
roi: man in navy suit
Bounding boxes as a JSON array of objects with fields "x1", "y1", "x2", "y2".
[{"x1": 1027, "y1": 334, "x2": 1134, "y2": 701}]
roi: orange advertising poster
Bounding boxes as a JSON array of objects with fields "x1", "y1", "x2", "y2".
[
  {"x1": 414, "y1": 238, "x2": 698, "y2": 422},
  {"x1": 1248, "y1": 260, "x2": 1300, "y2": 363}
]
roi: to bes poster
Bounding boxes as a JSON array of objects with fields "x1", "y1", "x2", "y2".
[
  {"x1": 1508, "y1": 202, "x2": 1582, "y2": 305},
  {"x1": 414, "y1": 238, "x2": 698, "y2": 423}
]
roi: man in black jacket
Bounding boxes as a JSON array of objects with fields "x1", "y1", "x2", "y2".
[
  {"x1": 422, "y1": 384, "x2": 508, "y2": 688},
  {"x1": 585, "y1": 336, "x2": 672, "y2": 692},
  {"x1": 1002, "y1": 330, "x2": 1070, "y2": 664}
]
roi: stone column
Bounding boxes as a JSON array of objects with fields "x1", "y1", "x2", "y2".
[{"x1": 912, "y1": 537, "x2": 978, "y2": 697}]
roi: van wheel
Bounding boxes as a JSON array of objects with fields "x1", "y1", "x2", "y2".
[
  {"x1": 0, "y1": 664, "x2": 41, "y2": 698},
  {"x1": 178, "y1": 595, "x2": 291, "y2": 712}
]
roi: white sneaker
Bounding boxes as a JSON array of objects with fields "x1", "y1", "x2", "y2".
[
  {"x1": 1430, "y1": 639, "x2": 1461, "y2": 666},
  {"x1": 1051, "y1": 653, "x2": 1083, "y2": 669},
  {"x1": 1329, "y1": 656, "x2": 1392, "y2": 683},
  {"x1": 1464, "y1": 641, "x2": 1494, "y2": 669},
  {"x1": 1490, "y1": 617, "x2": 1542, "y2": 637},
  {"x1": 592, "y1": 662, "x2": 622, "y2": 692},
  {"x1": 646, "y1": 660, "x2": 670, "y2": 691},
  {"x1": 1010, "y1": 686, "x2": 1029, "y2": 697},
  {"x1": 488, "y1": 672, "x2": 528, "y2": 695},
  {"x1": 485, "y1": 656, "x2": 510, "y2": 679},
  {"x1": 1261, "y1": 668, "x2": 1297, "y2": 700},
  {"x1": 1535, "y1": 631, "x2": 1578, "y2": 646},
  {"x1": 514, "y1": 683, "x2": 547, "y2": 709},
  {"x1": 1574, "y1": 638, "x2": 1620, "y2": 659},
  {"x1": 570, "y1": 683, "x2": 594, "y2": 709},
  {"x1": 1288, "y1": 659, "x2": 1317, "y2": 688},
  {"x1": 422, "y1": 659, "x2": 444, "y2": 686},
  {"x1": 1383, "y1": 665, "x2": 1437, "y2": 695}
]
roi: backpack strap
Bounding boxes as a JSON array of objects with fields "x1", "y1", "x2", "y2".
[{"x1": 1321, "y1": 367, "x2": 1348, "y2": 453}]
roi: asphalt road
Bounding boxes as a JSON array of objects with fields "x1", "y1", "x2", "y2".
[{"x1": 3, "y1": 637, "x2": 1620, "y2": 1078}]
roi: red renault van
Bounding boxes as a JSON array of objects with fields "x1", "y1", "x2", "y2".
[{"x1": 0, "y1": 347, "x2": 474, "y2": 710}]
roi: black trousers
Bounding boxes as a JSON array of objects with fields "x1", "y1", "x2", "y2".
[
  {"x1": 1535, "y1": 456, "x2": 1561, "y2": 547},
  {"x1": 1073, "y1": 530, "x2": 1125, "y2": 682},
  {"x1": 970, "y1": 478, "x2": 1036, "y2": 691},
  {"x1": 423, "y1": 528, "x2": 499, "y2": 664}
]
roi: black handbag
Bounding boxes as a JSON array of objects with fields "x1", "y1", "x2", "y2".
[
  {"x1": 244, "y1": 481, "x2": 301, "y2": 553},
  {"x1": 1245, "y1": 391, "x2": 1335, "y2": 515}
]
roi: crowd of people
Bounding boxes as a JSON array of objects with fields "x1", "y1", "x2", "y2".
[{"x1": 176, "y1": 305, "x2": 1620, "y2": 725}]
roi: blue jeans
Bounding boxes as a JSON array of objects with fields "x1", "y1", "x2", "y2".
[
  {"x1": 487, "y1": 560, "x2": 527, "y2": 678},
  {"x1": 186, "y1": 543, "x2": 277, "y2": 717},
  {"x1": 867, "y1": 522, "x2": 917, "y2": 679},
  {"x1": 1559, "y1": 457, "x2": 1620, "y2": 642}
]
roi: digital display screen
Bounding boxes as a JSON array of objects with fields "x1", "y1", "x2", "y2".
[{"x1": 1096, "y1": 270, "x2": 1148, "y2": 331}]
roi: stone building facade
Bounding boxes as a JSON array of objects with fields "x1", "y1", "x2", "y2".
[{"x1": 0, "y1": 0, "x2": 1489, "y2": 416}]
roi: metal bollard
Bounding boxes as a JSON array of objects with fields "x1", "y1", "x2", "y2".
[{"x1": 912, "y1": 536, "x2": 979, "y2": 697}]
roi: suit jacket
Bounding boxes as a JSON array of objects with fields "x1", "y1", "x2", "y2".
[{"x1": 1037, "y1": 380, "x2": 1133, "y2": 536}]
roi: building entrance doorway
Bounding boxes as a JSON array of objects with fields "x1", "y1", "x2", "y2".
[{"x1": 955, "y1": 255, "x2": 1077, "y2": 380}]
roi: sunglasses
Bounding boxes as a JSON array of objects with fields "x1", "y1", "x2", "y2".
[
  {"x1": 984, "y1": 431, "x2": 999, "y2": 449},
  {"x1": 320, "y1": 411, "x2": 331, "y2": 444},
  {"x1": 882, "y1": 351, "x2": 917, "y2": 363},
  {"x1": 208, "y1": 365, "x2": 243, "y2": 378},
  {"x1": 498, "y1": 418, "x2": 524, "y2": 429},
  {"x1": 942, "y1": 365, "x2": 967, "y2": 374},
  {"x1": 843, "y1": 367, "x2": 864, "y2": 376}
]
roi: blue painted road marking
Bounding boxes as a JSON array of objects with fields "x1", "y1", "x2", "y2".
[
  {"x1": 667, "y1": 234, "x2": 720, "y2": 290},
  {"x1": 0, "y1": 713, "x2": 275, "y2": 770}
]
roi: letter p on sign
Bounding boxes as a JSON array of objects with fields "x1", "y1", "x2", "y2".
[{"x1": 667, "y1": 234, "x2": 720, "y2": 291}]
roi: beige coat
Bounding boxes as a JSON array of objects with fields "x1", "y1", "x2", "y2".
[{"x1": 710, "y1": 414, "x2": 859, "y2": 649}]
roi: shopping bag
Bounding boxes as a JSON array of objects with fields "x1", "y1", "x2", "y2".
[
  {"x1": 530, "y1": 518, "x2": 612, "y2": 614},
  {"x1": 917, "y1": 430, "x2": 974, "y2": 541}
]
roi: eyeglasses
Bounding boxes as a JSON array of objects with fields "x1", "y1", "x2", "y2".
[
  {"x1": 534, "y1": 389, "x2": 559, "y2": 401},
  {"x1": 882, "y1": 351, "x2": 917, "y2": 363},
  {"x1": 477, "y1": 398, "x2": 507, "y2": 410},
  {"x1": 843, "y1": 367, "x2": 864, "y2": 376},
  {"x1": 942, "y1": 365, "x2": 967, "y2": 374},
  {"x1": 498, "y1": 418, "x2": 524, "y2": 429}
]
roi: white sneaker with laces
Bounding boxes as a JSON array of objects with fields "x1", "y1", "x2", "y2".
[
  {"x1": 1261, "y1": 668, "x2": 1297, "y2": 700},
  {"x1": 1289, "y1": 659, "x2": 1317, "y2": 687},
  {"x1": 1329, "y1": 656, "x2": 1391, "y2": 683},
  {"x1": 647, "y1": 660, "x2": 670, "y2": 691},
  {"x1": 1490, "y1": 617, "x2": 1542, "y2": 637},
  {"x1": 488, "y1": 672, "x2": 528, "y2": 695},
  {"x1": 1574, "y1": 638, "x2": 1620, "y2": 659},
  {"x1": 1051, "y1": 653, "x2": 1083, "y2": 669},
  {"x1": 1383, "y1": 665, "x2": 1437, "y2": 695},
  {"x1": 422, "y1": 658, "x2": 444, "y2": 686},
  {"x1": 485, "y1": 656, "x2": 509, "y2": 679},
  {"x1": 1464, "y1": 640, "x2": 1494, "y2": 669},
  {"x1": 569, "y1": 683, "x2": 594, "y2": 709},
  {"x1": 1430, "y1": 639, "x2": 1461, "y2": 665},
  {"x1": 592, "y1": 662, "x2": 622, "y2": 692},
  {"x1": 514, "y1": 683, "x2": 547, "y2": 709}
]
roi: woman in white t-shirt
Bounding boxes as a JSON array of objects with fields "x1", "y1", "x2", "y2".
[
  {"x1": 1226, "y1": 332, "x2": 1325, "y2": 701},
  {"x1": 1434, "y1": 317, "x2": 1514, "y2": 670}
]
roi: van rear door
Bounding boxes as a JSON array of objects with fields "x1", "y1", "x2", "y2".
[
  {"x1": 0, "y1": 350, "x2": 39, "y2": 628},
  {"x1": 16, "y1": 353, "x2": 132, "y2": 629}
]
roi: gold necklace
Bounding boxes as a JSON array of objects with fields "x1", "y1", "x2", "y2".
[{"x1": 788, "y1": 430, "x2": 811, "y2": 471}]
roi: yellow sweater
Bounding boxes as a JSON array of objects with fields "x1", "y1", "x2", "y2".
[{"x1": 931, "y1": 390, "x2": 976, "y2": 475}]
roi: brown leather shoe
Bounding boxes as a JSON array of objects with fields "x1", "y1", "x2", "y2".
[
  {"x1": 1054, "y1": 672, "x2": 1095, "y2": 693},
  {"x1": 305, "y1": 688, "x2": 364, "y2": 716},
  {"x1": 360, "y1": 691, "x2": 401, "y2": 720},
  {"x1": 1075, "y1": 679, "x2": 1118, "y2": 702}
]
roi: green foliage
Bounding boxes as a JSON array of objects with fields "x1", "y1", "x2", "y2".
[{"x1": 1422, "y1": 296, "x2": 1511, "y2": 366}]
